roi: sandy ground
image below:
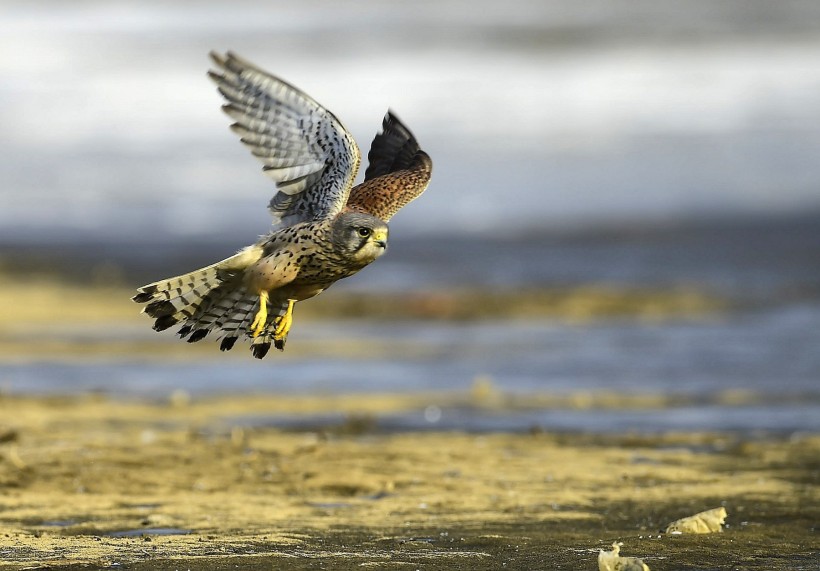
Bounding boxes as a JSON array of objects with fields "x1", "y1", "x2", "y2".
[
  {"x1": 0, "y1": 278, "x2": 816, "y2": 568},
  {"x1": 0, "y1": 393, "x2": 817, "y2": 570}
]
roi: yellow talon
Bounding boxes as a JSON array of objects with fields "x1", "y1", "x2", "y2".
[
  {"x1": 273, "y1": 299, "x2": 295, "y2": 341},
  {"x1": 250, "y1": 291, "x2": 269, "y2": 338}
]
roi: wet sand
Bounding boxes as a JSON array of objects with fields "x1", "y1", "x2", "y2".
[
  {"x1": 0, "y1": 278, "x2": 816, "y2": 568},
  {"x1": 0, "y1": 393, "x2": 817, "y2": 570}
]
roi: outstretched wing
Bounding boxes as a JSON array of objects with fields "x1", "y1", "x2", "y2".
[
  {"x1": 208, "y1": 51, "x2": 361, "y2": 226},
  {"x1": 346, "y1": 111, "x2": 432, "y2": 222}
]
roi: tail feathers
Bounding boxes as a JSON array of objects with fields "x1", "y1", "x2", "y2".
[
  {"x1": 133, "y1": 246, "x2": 296, "y2": 358},
  {"x1": 220, "y1": 297, "x2": 290, "y2": 359},
  {"x1": 136, "y1": 279, "x2": 288, "y2": 359},
  {"x1": 215, "y1": 296, "x2": 263, "y2": 347},
  {"x1": 133, "y1": 245, "x2": 261, "y2": 307},
  {"x1": 209, "y1": 294, "x2": 290, "y2": 359},
  {"x1": 133, "y1": 261, "x2": 230, "y2": 304},
  {"x1": 134, "y1": 265, "x2": 231, "y2": 335},
  {"x1": 175, "y1": 285, "x2": 253, "y2": 343},
  {"x1": 250, "y1": 299, "x2": 292, "y2": 358},
  {"x1": 187, "y1": 285, "x2": 247, "y2": 333},
  {"x1": 133, "y1": 248, "x2": 258, "y2": 338},
  {"x1": 251, "y1": 336, "x2": 272, "y2": 359}
]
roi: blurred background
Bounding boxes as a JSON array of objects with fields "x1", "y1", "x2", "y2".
[{"x1": 1, "y1": 0, "x2": 819, "y2": 433}]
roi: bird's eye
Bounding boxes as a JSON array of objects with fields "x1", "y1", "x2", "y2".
[{"x1": 357, "y1": 227, "x2": 372, "y2": 238}]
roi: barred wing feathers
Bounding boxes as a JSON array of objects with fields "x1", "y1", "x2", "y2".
[{"x1": 208, "y1": 51, "x2": 361, "y2": 226}]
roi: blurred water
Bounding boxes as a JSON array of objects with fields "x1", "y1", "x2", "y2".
[
  {"x1": 244, "y1": 404, "x2": 820, "y2": 434},
  {"x1": 5, "y1": 305, "x2": 820, "y2": 397},
  {"x1": 2, "y1": 0, "x2": 820, "y2": 243},
  {"x1": 2, "y1": 304, "x2": 819, "y2": 433}
]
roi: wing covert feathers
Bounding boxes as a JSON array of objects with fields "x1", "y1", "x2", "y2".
[
  {"x1": 347, "y1": 111, "x2": 432, "y2": 222},
  {"x1": 208, "y1": 51, "x2": 361, "y2": 226}
]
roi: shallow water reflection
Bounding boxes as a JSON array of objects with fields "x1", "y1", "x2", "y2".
[{"x1": 2, "y1": 304, "x2": 818, "y2": 434}]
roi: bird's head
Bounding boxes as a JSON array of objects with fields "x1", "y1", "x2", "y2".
[{"x1": 331, "y1": 212, "x2": 389, "y2": 265}]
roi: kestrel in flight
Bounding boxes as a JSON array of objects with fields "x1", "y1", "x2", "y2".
[{"x1": 133, "y1": 52, "x2": 432, "y2": 358}]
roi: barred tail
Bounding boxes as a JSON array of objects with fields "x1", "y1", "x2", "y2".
[
  {"x1": 181, "y1": 285, "x2": 287, "y2": 359},
  {"x1": 132, "y1": 244, "x2": 288, "y2": 359},
  {"x1": 132, "y1": 262, "x2": 230, "y2": 330},
  {"x1": 249, "y1": 303, "x2": 290, "y2": 359}
]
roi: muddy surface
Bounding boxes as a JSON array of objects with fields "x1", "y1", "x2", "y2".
[{"x1": 0, "y1": 394, "x2": 817, "y2": 570}]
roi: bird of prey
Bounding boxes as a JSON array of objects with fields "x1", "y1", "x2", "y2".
[{"x1": 133, "y1": 51, "x2": 432, "y2": 359}]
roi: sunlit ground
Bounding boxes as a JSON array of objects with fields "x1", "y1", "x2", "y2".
[
  {"x1": 0, "y1": 273, "x2": 817, "y2": 569},
  {"x1": 0, "y1": 391, "x2": 818, "y2": 570}
]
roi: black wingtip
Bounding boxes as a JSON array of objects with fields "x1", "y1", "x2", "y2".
[
  {"x1": 364, "y1": 110, "x2": 422, "y2": 181},
  {"x1": 177, "y1": 325, "x2": 193, "y2": 338},
  {"x1": 383, "y1": 109, "x2": 412, "y2": 138}
]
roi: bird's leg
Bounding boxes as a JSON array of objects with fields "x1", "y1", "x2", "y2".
[
  {"x1": 250, "y1": 290, "x2": 269, "y2": 338},
  {"x1": 272, "y1": 299, "x2": 296, "y2": 345}
]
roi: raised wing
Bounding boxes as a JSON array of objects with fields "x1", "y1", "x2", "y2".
[
  {"x1": 208, "y1": 51, "x2": 361, "y2": 226},
  {"x1": 346, "y1": 111, "x2": 432, "y2": 222}
]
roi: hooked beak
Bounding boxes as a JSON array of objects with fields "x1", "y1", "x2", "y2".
[{"x1": 373, "y1": 230, "x2": 388, "y2": 249}]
